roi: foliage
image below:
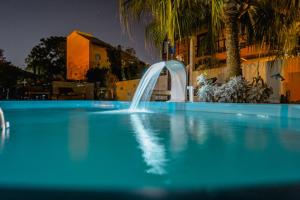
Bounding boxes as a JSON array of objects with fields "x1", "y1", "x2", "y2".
[
  {"x1": 0, "y1": 49, "x2": 6, "y2": 64},
  {"x1": 0, "y1": 50, "x2": 18, "y2": 88},
  {"x1": 213, "y1": 76, "x2": 249, "y2": 102},
  {"x1": 247, "y1": 76, "x2": 274, "y2": 103},
  {"x1": 119, "y1": 0, "x2": 206, "y2": 48},
  {"x1": 119, "y1": 0, "x2": 300, "y2": 78},
  {"x1": 232, "y1": 0, "x2": 300, "y2": 59},
  {"x1": 25, "y1": 36, "x2": 66, "y2": 80},
  {"x1": 86, "y1": 67, "x2": 118, "y2": 100},
  {"x1": 124, "y1": 62, "x2": 146, "y2": 80},
  {"x1": 107, "y1": 46, "x2": 122, "y2": 80},
  {"x1": 197, "y1": 74, "x2": 273, "y2": 103},
  {"x1": 107, "y1": 45, "x2": 146, "y2": 81},
  {"x1": 86, "y1": 67, "x2": 109, "y2": 87},
  {"x1": 0, "y1": 49, "x2": 36, "y2": 99}
]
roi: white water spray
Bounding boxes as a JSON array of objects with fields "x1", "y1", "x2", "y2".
[{"x1": 129, "y1": 60, "x2": 186, "y2": 112}]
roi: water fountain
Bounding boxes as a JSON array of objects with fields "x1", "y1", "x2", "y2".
[{"x1": 129, "y1": 60, "x2": 187, "y2": 112}]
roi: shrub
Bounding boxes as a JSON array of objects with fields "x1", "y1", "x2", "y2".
[
  {"x1": 197, "y1": 74, "x2": 273, "y2": 103},
  {"x1": 247, "y1": 77, "x2": 273, "y2": 103}
]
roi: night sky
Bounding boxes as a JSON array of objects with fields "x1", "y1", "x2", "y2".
[{"x1": 0, "y1": 0, "x2": 158, "y2": 68}]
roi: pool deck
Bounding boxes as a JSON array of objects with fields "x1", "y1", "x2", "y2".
[{"x1": 1, "y1": 100, "x2": 300, "y2": 119}]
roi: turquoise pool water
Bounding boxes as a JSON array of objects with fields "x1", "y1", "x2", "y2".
[{"x1": 1, "y1": 101, "x2": 300, "y2": 192}]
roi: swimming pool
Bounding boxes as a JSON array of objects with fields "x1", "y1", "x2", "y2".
[{"x1": 1, "y1": 101, "x2": 300, "y2": 199}]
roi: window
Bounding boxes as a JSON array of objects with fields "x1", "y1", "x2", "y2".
[{"x1": 95, "y1": 54, "x2": 101, "y2": 61}]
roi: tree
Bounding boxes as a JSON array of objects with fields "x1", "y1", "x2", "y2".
[
  {"x1": 0, "y1": 49, "x2": 17, "y2": 88},
  {"x1": 107, "y1": 46, "x2": 122, "y2": 80},
  {"x1": 25, "y1": 36, "x2": 66, "y2": 80},
  {"x1": 119, "y1": 0, "x2": 300, "y2": 78},
  {"x1": 86, "y1": 67, "x2": 109, "y2": 86},
  {"x1": 119, "y1": 0, "x2": 193, "y2": 48},
  {"x1": 217, "y1": 0, "x2": 300, "y2": 78},
  {"x1": 222, "y1": 0, "x2": 242, "y2": 77},
  {"x1": 119, "y1": 0, "x2": 240, "y2": 74},
  {"x1": 0, "y1": 49, "x2": 6, "y2": 63},
  {"x1": 0, "y1": 49, "x2": 36, "y2": 99}
]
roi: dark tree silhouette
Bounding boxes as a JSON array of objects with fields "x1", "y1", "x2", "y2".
[
  {"x1": 25, "y1": 36, "x2": 66, "y2": 80},
  {"x1": 86, "y1": 67, "x2": 109, "y2": 87},
  {"x1": 107, "y1": 45, "x2": 122, "y2": 80},
  {"x1": 0, "y1": 49, "x2": 36, "y2": 99}
]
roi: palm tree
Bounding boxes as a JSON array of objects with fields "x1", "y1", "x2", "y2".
[
  {"x1": 210, "y1": 0, "x2": 300, "y2": 78},
  {"x1": 251, "y1": 0, "x2": 300, "y2": 57},
  {"x1": 222, "y1": 0, "x2": 242, "y2": 77},
  {"x1": 238, "y1": 0, "x2": 300, "y2": 74},
  {"x1": 119, "y1": 0, "x2": 300, "y2": 79},
  {"x1": 119, "y1": 0, "x2": 184, "y2": 47}
]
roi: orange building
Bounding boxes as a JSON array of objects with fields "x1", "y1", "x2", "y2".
[
  {"x1": 67, "y1": 30, "x2": 145, "y2": 81},
  {"x1": 67, "y1": 31, "x2": 111, "y2": 80}
]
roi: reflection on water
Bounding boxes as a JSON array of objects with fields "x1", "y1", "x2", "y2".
[
  {"x1": 130, "y1": 114, "x2": 167, "y2": 175},
  {"x1": 130, "y1": 111, "x2": 300, "y2": 163},
  {"x1": 186, "y1": 115, "x2": 209, "y2": 145},
  {"x1": 68, "y1": 113, "x2": 89, "y2": 161},
  {"x1": 245, "y1": 129, "x2": 268, "y2": 151},
  {"x1": 0, "y1": 127, "x2": 9, "y2": 152},
  {"x1": 280, "y1": 130, "x2": 300, "y2": 152},
  {"x1": 170, "y1": 114, "x2": 187, "y2": 153}
]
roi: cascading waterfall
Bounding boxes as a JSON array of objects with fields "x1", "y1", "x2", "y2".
[
  {"x1": 129, "y1": 62, "x2": 165, "y2": 112},
  {"x1": 129, "y1": 60, "x2": 187, "y2": 112}
]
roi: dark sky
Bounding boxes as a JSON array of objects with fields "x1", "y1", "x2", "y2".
[{"x1": 0, "y1": 0, "x2": 159, "y2": 68}]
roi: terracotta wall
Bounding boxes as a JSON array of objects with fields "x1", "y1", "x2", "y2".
[
  {"x1": 214, "y1": 45, "x2": 270, "y2": 61},
  {"x1": 282, "y1": 58, "x2": 300, "y2": 102},
  {"x1": 115, "y1": 79, "x2": 139, "y2": 101},
  {"x1": 67, "y1": 32, "x2": 90, "y2": 80}
]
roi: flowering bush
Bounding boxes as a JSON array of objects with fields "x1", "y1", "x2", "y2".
[{"x1": 197, "y1": 74, "x2": 273, "y2": 103}]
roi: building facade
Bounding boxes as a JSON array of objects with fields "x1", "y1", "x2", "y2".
[
  {"x1": 67, "y1": 31, "x2": 111, "y2": 80},
  {"x1": 67, "y1": 31, "x2": 145, "y2": 81}
]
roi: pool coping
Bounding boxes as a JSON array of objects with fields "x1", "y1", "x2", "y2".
[{"x1": 1, "y1": 100, "x2": 300, "y2": 119}]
